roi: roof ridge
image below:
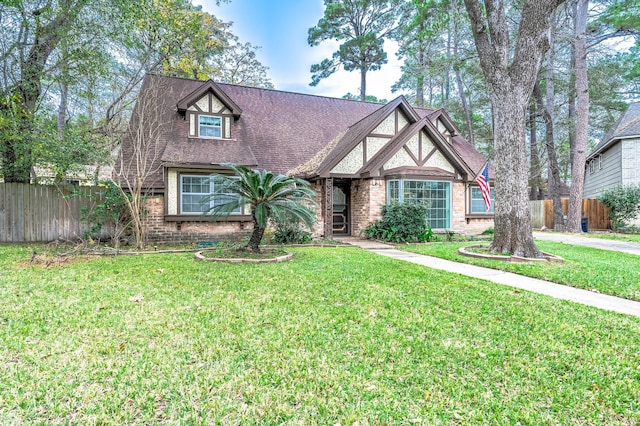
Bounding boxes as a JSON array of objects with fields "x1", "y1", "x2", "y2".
[{"x1": 146, "y1": 72, "x2": 389, "y2": 105}]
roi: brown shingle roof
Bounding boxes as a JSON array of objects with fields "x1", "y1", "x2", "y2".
[
  {"x1": 588, "y1": 102, "x2": 640, "y2": 160},
  {"x1": 117, "y1": 74, "x2": 489, "y2": 188}
]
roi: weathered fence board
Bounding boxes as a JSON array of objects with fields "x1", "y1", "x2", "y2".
[
  {"x1": 0, "y1": 183, "x2": 102, "y2": 243},
  {"x1": 529, "y1": 198, "x2": 611, "y2": 230}
]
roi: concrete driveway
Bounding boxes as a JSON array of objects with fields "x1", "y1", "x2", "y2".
[{"x1": 533, "y1": 232, "x2": 640, "y2": 256}]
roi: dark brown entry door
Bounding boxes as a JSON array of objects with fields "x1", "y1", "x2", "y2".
[{"x1": 332, "y1": 185, "x2": 349, "y2": 235}]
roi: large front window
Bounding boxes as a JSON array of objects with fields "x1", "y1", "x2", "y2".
[
  {"x1": 470, "y1": 186, "x2": 494, "y2": 214},
  {"x1": 387, "y1": 179, "x2": 451, "y2": 229},
  {"x1": 198, "y1": 115, "x2": 222, "y2": 138},
  {"x1": 180, "y1": 174, "x2": 241, "y2": 214}
]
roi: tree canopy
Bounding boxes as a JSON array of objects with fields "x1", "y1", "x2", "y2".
[
  {"x1": 308, "y1": 0, "x2": 402, "y2": 100},
  {"x1": 0, "y1": 0, "x2": 273, "y2": 183}
]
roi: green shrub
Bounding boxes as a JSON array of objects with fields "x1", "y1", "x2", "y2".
[
  {"x1": 73, "y1": 180, "x2": 131, "y2": 244},
  {"x1": 363, "y1": 203, "x2": 434, "y2": 243},
  {"x1": 598, "y1": 184, "x2": 640, "y2": 230},
  {"x1": 272, "y1": 221, "x2": 312, "y2": 244},
  {"x1": 481, "y1": 227, "x2": 494, "y2": 235}
]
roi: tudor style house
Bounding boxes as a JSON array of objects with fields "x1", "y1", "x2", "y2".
[{"x1": 116, "y1": 74, "x2": 493, "y2": 242}]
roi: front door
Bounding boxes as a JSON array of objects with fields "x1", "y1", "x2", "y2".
[{"x1": 332, "y1": 184, "x2": 350, "y2": 235}]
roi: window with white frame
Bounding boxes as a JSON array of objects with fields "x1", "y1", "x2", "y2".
[
  {"x1": 387, "y1": 179, "x2": 451, "y2": 229},
  {"x1": 470, "y1": 186, "x2": 494, "y2": 214},
  {"x1": 180, "y1": 174, "x2": 242, "y2": 214},
  {"x1": 198, "y1": 115, "x2": 222, "y2": 138}
]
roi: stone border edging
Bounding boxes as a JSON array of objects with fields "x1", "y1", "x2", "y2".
[
  {"x1": 458, "y1": 245, "x2": 564, "y2": 263},
  {"x1": 194, "y1": 250, "x2": 293, "y2": 263}
]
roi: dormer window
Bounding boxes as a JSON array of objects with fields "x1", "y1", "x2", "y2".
[{"x1": 199, "y1": 115, "x2": 222, "y2": 138}]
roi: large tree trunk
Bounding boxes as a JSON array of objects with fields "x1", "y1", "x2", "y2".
[
  {"x1": 543, "y1": 40, "x2": 565, "y2": 230},
  {"x1": 452, "y1": 20, "x2": 474, "y2": 144},
  {"x1": 463, "y1": 0, "x2": 565, "y2": 257},
  {"x1": 417, "y1": 44, "x2": 425, "y2": 107},
  {"x1": 360, "y1": 67, "x2": 367, "y2": 101},
  {"x1": 534, "y1": 80, "x2": 564, "y2": 229},
  {"x1": 491, "y1": 90, "x2": 542, "y2": 257},
  {"x1": 566, "y1": 0, "x2": 589, "y2": 232},
  {"x1": 529, "y1": 104, "x2": 543, "y2": 200}
]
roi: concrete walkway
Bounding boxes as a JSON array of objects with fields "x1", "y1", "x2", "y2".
[
  {"x1": 533, "y1": 231, "x2": 640, "y2": 255},
  {"x1": 339, "y1": 237, "x2": 640, "y2": 318}
]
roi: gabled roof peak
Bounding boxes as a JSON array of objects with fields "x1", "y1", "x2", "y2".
[{"x1": 176, "y1": 79, "x2": 243, "y2": 117}]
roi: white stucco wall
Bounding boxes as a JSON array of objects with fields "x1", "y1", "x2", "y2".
[
  {"x1": 366, "y1": 137, "x2": 388, "y2": 161},
  {"x1": 373, "y1": 114, "x2": 395, "y2": 135},
  {"x1": 332, "y1": 142, "x2": 364, "y2": 174},
  {"x1": 384, "y1": 148, "x2": 416, "y2": 170},
  {"x1": 167, "y1": 169, "x2": 178, "y2": 215}
]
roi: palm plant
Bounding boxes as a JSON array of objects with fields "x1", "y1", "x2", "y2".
[{"x1": 204, "y1": 163, "x2": 317, "y2": 252}]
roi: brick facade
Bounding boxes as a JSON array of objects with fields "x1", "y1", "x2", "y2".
[
  {"x1": 350, "y1": 178, "x2": 385, "y2": 236},
  {"x1": 143, "y1": 179, "x2": 494, "y2": 242},
  {"x1": 330, "y1": 178, "x2": 493, "y2": 238},
  {"x1": 142, "y1": 196, "x2": 252, "y2": 243}
]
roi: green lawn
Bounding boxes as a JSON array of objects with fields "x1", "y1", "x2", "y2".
[
  {"x1": 402, "y1": 240, "x2": 640, "y2": 301},
  {"x1": 582, "y1": 232, "x2": 640, "y2": 243},
  {"x1": 1, "y1": 244, "x2": 640, "y2": 424}
]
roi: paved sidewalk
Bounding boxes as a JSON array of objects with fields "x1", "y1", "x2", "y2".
[
  {"x1": 533, "y1": 231, "x2": 640, "y2": 255},
  {"x1": 339, "y1": 237, "x2": 640, "y2": 318}
]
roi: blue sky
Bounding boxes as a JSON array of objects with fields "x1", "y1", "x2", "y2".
[{"x1": 198, "y1": 0, "x2": 402, "y2": 99}]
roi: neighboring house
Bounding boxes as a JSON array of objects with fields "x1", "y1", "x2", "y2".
[
  {"x1": 117, "y1": 74, "x2": 493, "y2": 243},
  {"x1": 33, "y1": 164, "x2": 113, "y2": 186},
  {"x1": 584, "y1": 102, "x2": 640, "y2": 198}
]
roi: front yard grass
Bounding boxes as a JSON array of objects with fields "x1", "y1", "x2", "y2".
[
  {"x1": 402, "y1": 241, "x2": 640, "y2": 301},
  {"x1": 582, "y1": 231, "x2": 640, "y2": 243},
  {"x1": 1, "y1": 244, "x2": 640, "y2": 424}
]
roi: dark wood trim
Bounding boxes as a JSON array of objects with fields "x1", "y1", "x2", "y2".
[
  {"x1": 467, "y1": 183, "x2": 494, "y2": 216},
  {"x1": 403, "y1": 145, "x2": 420, "y2": 166},
  {"x1": 420, "y1": 146, "x2": 438, "y2": 167},
  {"x1": 316, "y1": 97, "x2": 421, "y2": 176},
  {"x1": 163, "y1": 167, "x2": 169, "y2": 216},
  {"x1": 465, "y1": 214, "x2": 494, "y2": 219},
  {"x1": 176, "y1": 80, "x2": 242, "y2": 117},
  {"x1": 432, "y1": 109, "x2": 462, "y2": 136},
  {"x1": 164, "y1": 163, "x2": 247, "y2": 171},
  {"x1": 324, "y1": 178, "x2": 333, "y2": 237},
  {"x1": 395, "y1": 110, "x2": 398, "y2": 134},
  {"x1": 360, "y1": 119, "x2": 426, "y2": 175},
  {"x1": 383, "y1": 167, "x2": 455, "y2": 180},
  {"x1": 177, "y1": 171, "x2": 246, "y2": 216},
  {"x1": 328, "y1": 173, "x2": 360, "y2": 179},
  {"x1": 362, "y1": 138, "x2": 367, "y2": 165},
  {"x1": 164, "y1": 215, "x2": 252, "y2": 222},
  {"x1": 188, "y1": 112, "x2": 234, "y2": 140}
]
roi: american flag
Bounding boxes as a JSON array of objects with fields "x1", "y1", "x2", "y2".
[{"x1": 476, "y1": 163, "x2": 491, "y2": 212}]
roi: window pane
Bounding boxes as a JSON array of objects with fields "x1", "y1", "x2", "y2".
[
  {"x1": 470, "y1": 186, "x2": 494, "y2": 213},
  {"x1": 199, "y1": 115, "x2": 221, "y2": 138},
  {"x1": 386, "y1": 179, "x2": 450, "y2": 229},
  {"x1": 388, "y1": 180, "x2": 400, "y2": 202},
  {"x1": 181, "y1": 176, "x2": 211, "y2": 213},
  {"x1": 210, "y1": 176, "x2": 241, "y2": 213},
  {"x1": 424, "y1": 181, "x2": 450, "y2": 229}
]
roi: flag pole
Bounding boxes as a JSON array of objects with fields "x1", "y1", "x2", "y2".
[{"x1": 472, "y1": 161, "x2": 489, "y2": 181}]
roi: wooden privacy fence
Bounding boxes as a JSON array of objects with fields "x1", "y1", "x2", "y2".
[
  {"x1": 529, "y1": 198, "x2": 611, "y2": 230},
  {"x1": 0, "y1": 183, "x2": 102, "y2": 242}
]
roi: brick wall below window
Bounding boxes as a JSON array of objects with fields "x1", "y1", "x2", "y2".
[{"x1": 142, "y1": 196, "x2": 252, "y2": 243}]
